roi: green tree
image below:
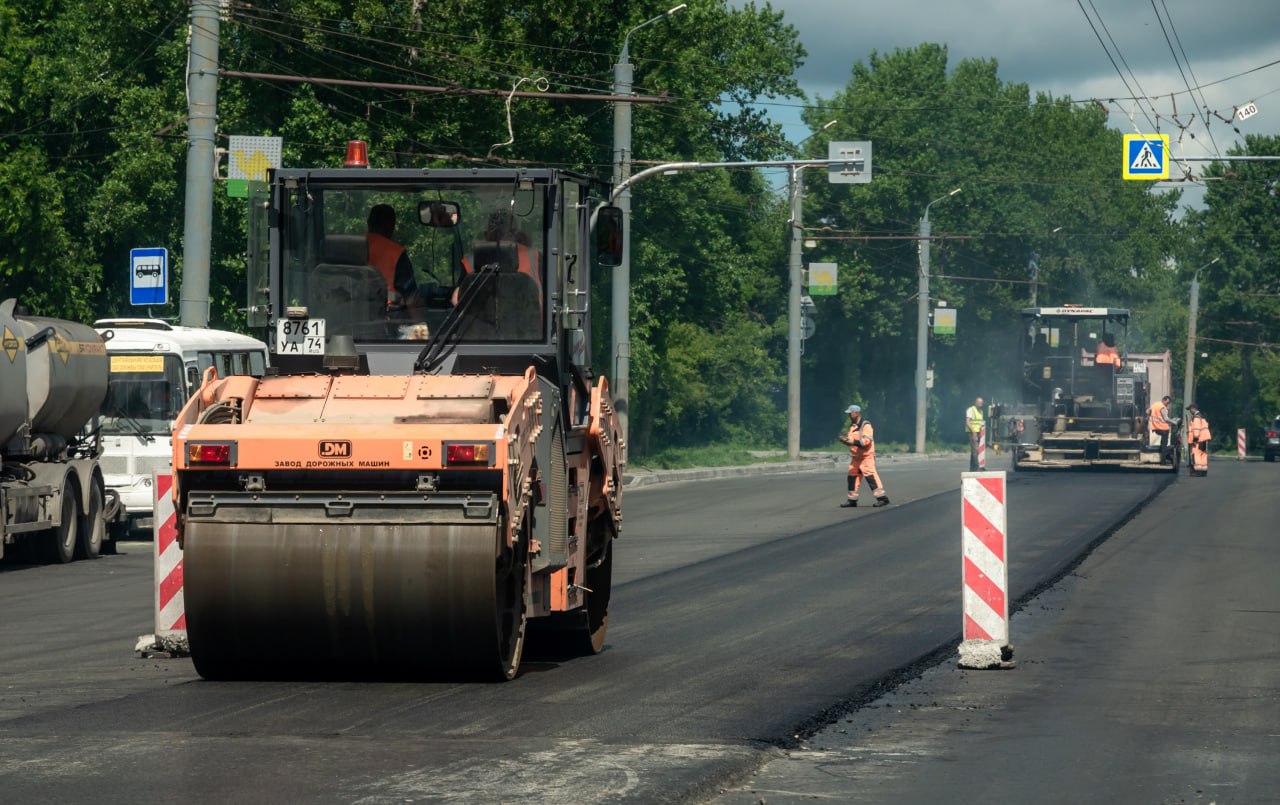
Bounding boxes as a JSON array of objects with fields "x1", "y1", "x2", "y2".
[
  {"x1": 1178, "y1": 134, "x2": 1280, "y2": 442},
  {"x1": 802, "y1": 44, "x2": 1179, "y2": 447}
]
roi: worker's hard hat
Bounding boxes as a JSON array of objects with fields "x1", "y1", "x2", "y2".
[{"x1": 845, "y1": 404, "x2": 861, "y2": 414}]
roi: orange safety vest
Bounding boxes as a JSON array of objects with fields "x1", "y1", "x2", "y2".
[
  {"x1": 1188, "y1": 413, "x2": 1211, "y2": 444},
  {"x1": 1148, "y1": 401, "x2": 1170, "y2": 432},
  {"x1": 846, "y1": 420, "x2": 876, "y2": 460},
  {"x1": 365, "y1": 231, "x2": 405, "y2": 291},
  {"x1": 462, "y1": 243, "x2": 540, "y2": 287},
  {"x1": 1096, "y1": 342, "x2": 1119, "y2": 366}
]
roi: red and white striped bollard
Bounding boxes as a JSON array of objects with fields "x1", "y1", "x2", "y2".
[
  {"x1": 959, "y1": 470, "x2": 1014, "y2": 669},
  {"x1": 153, "y1": 473, "x2": 188, "y2": 654}
]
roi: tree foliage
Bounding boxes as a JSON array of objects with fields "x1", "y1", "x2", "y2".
[
  {"x1": 2, "y1": 10, "x2": 1275, "y2": 457},
  {"x1": 1175, "y1": 134, "x2": 1280, "y2": 440},
  {"x1": 802, "y1": 44, "x2": 1180, "y2": 446}
]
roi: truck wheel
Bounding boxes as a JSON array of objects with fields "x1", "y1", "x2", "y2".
[
  {"x1": 46, "y1": 481, "x2": 78, "y2": 564},
  {"x1": 77, "y1": 480, "x2": 105, "y2": 560}
]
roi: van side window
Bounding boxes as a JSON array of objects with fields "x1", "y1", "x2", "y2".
[{"x1": 197, "y1": 350, "x2": 267, "y2": 377}]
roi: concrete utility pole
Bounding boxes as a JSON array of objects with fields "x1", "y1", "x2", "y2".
[
  {"x1": 914, "y1": 187, "x2": 961, "y2": 454},
  {"x1": 1183, "y1": 256, "x2": 1218, "y2": 431},
  {"x1": 784, "y1": 119, "x2": 836, "y2": 460},
  {"x1": 600, "y1": 155, "x2": 865, "y2": 458},
  {"x1": 181, "y1": 0, "x2": 220, "y2": 327},
  {"x1": 787, "y1": 165, "x2": 803, "y2": 459},
  {"x1": 611, "y1": 4, "x2": 685, "y2": 460}
]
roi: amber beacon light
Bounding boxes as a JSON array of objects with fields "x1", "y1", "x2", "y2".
[{"x1": 344, "y1": 140, "x2": 369, "y2": 168}]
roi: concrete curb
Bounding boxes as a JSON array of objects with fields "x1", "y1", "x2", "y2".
[{"x1": 623, "y1": 451, "x2": 963, "y2": 489}]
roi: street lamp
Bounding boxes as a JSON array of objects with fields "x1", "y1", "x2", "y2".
[
  {"x1": 786, "y1": 118, "x2": 837, "y2": 459},
  {"x1": 914, "y1": 187, "x2": 961, "y2": 454},
  {"x1": 1183, "y1": 256, "x2": 1219, "y2": 419},
  {"x1": 611, "y1": 3, "x2": 686, "y2": 460}
]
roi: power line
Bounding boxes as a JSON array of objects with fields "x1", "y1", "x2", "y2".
[
  {"x1": 1079, "y1": 0, "x2": 1161, "y2": 133},
  {"x1": 1160, "y1": 0, "x2": 1222, "y2": 153},
  {"x1": 1150, "y1": 0, "x2": 1221, "y2": 159},
  {"x1": 219, "y1": 70, "x2": 676, "y2": 105}
]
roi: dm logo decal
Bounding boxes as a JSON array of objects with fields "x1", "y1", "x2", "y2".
[{"x1": 318, "y1": 440, "x2": 352, "y2": 458}]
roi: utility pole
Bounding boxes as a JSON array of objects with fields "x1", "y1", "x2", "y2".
[
  {"x1": 611, "y1": 4, "x2": 685, "y2": 461},
  {"x1": 599, "y1": 155, "x2": 866, "y2": 461},
  {"x1": 1183, "y1": 257, "x2": 1218, "y2": 440},
  {"x1": 914, "y1": 188, "x2": 961, "y2": 454},
  {"x1": 784, "y1": 119, "x2": 835, "y2": 460},
  {"x1": 787, "y1": 165, "x2": 803, "y2": 460},
  {"x1": 181, "y1": 0, "x2": 220, "y2": 327}
]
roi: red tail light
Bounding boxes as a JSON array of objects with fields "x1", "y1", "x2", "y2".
[
  {"x1": 445, "y1": 442, "x2": 492, "y2": 466},
  {"x1": 187, "y1": 442, "x2": 234, "y2": 465}
]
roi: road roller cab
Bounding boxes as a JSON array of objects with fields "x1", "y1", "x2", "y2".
[{"x1": 170, "y1": 148, "x2": 625, "y2": 680}]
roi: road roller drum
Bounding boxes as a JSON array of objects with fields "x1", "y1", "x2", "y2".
[{"x1": 184, "y1": 518, "x2": 527, "y2": 679}]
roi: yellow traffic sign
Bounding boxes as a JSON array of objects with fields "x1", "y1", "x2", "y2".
[
  {"x1": 808, "y1": 262, "x2": 838, "y2": 295},
  {"x1": 1123, "y1": 134, "x2": 1169, "y2": 180}
]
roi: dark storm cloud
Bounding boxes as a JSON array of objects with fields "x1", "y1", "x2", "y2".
[{"x1": 778, "y1": 0, "x2": 1280, "y2": 105}]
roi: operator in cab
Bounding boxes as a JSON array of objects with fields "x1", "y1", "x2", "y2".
[
  {"x1": 462, "y1": 209, "x2": 542, "y2": 289},
  {"x1": 1095, "y1": 333, "x2": 1120, "y2": 367},
  {"x1": 365, "y1": 204, "x2": 420, "y2": 310}
]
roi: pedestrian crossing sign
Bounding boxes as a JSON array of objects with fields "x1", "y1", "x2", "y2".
[{"x1": 1123, "y1": 134, "x2": 1169, "y2": 180}]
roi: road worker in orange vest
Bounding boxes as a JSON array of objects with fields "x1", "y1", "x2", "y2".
[
  {"x1": 1095, "y1": 333, "x2": 1120, "y2": 367},
  {"x1": 462, "y1": 209, "x2": 540, "y2": 282},
  {"x1": 1186, "y1": 403, "x2": 1212, "y2": 476},
  {"x1": 839, "y1": 404, "x2": 890, "y2": 508},
  {"x1": 365, "y1": 204, "x2": 420, "y2": 308},
  {"x1": 1148, "y1": 394, "x2": 1173, "y2": 456},
  {"x1": 452, "y1": 208, "x2": 543, "y2": 307}
]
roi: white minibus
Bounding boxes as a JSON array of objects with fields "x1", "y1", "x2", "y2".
[{"x1": 94, "y1": 319, "x2": 268, "y2": 535}]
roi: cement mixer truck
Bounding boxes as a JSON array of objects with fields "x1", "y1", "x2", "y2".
[{"x1": 1, "y1": 298, "x2": 117, "y2": 562}]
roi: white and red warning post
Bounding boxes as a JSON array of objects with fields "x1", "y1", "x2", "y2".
[
  {"x1": 959, "y1": 471, "x2": 1014, "y2": 669},
  {"x1": 139, "y1": 473, "x2": 188, "y2": 656}
]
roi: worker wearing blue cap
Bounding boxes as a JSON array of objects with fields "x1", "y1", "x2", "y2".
[{"x1": 839, "y1": 404, "x2": 889, "y2": 508}]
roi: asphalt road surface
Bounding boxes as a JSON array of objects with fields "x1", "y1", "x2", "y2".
[
  {"x1": 715, "y1": 458, "x2": 1280, "y2": 804},
  {"x1": 5, "y1": 454, "x2": 1267, "y2": 803}
]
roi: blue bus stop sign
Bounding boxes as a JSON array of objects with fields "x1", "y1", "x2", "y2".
[{"x1": 130, "y1": 247, "x2": 168, "y2": 306}]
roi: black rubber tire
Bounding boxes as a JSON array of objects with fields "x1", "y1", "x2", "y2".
[
  {"x1": 581, "y1": 534, "x2": 613, "y2": 654},
  {"x1": 529, "y1": 518, "x2": 613, "y2": 658},
  {"x1": 46, "y1": 481, "x2": 78, "y2": 564},
  {"x1": 76, "y1": 480, "x2": 104, "y2": 560},
  {"x1": 493, "y1": 523, "x2": 529, "y2": 681}
]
